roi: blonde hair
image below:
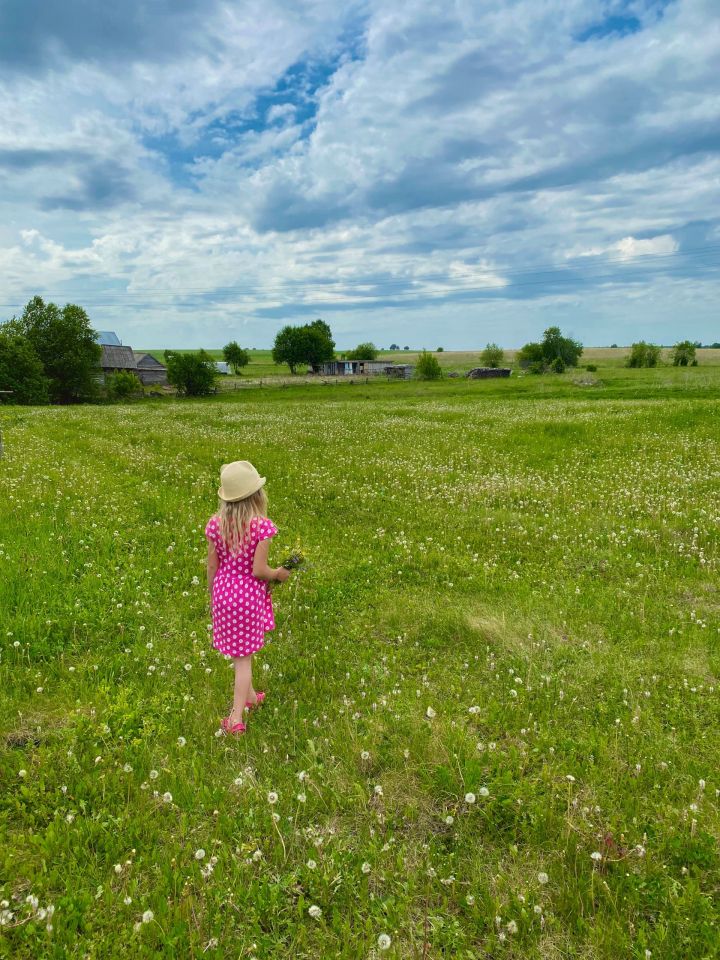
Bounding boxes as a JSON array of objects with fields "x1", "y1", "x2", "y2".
[{"x1": 217, "y1": 488, "x2": 268, "y2": 554}]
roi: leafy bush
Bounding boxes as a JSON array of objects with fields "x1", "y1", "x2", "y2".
[
  {"x1": 551, "y1": 357, "x2": 566, "y2": 373},
  {"x1": 415, "y1": 350, "x2": 442, "y2": 380},
  {"x1": 480, "y1": 343, "x2": 505, "y2": 368},
  {"x1": 107, "y1": 370, "x2": 142, "y2": 400},
  {"x1": 222, "y1": 341, "x2": 250, "y2": 374},
  {"x1": 671, "y1": 341, "x2": 697, "y2": 367},
  {"x1": 0, "y1": 331, "x2": 49, "y2": 404},
  {"x1": 626, "y1": 342, "x2": 661, "y2": 368},
  {"x1": 346, "y1": 342, "x2": 378, "y2": 361},
  {"x1": 527, "y1": 360, "x2": 545, "y2": 375},
  {"x1": 585, "y1": 364, "x2": 598, "y2": 372},
  {"x1": 164, "y1": 350, "x2": 218, "y2": 396}
]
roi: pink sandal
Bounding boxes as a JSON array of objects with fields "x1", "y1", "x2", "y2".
[
  {"x1": 245, "y1": 692, "x2": 266, "y2": 710},
  {"x1": 221, "y1": 717, "x2": 247, "y2": 735}
]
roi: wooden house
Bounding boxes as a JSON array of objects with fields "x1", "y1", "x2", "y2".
[
  {"x1": 99, "y1": 345, "x2": 137, "y2": 381},
  {"x1": 95, "y1": 331, "x2": 168, "y2": 386}
]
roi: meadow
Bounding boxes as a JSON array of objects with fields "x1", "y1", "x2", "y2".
[{"x1": 1, "y1": 365, "x2": 719, "y2": 958}]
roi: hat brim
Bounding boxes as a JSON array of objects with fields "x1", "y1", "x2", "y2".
[{"x1": 217, "y1": 476, "x2": 266, "y2": 502}]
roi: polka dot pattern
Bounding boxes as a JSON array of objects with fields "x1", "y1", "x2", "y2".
[{"x1": 205, "y1": 515, "x2": 278, "y2": 657}]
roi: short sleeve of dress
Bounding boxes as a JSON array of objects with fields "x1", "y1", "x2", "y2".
[
  {"x1": 205, "y1": 516, "x2": 222, "y2": 549},
  {"x1": 257, "y1": 518, "x2": 278, "y2": 542}
]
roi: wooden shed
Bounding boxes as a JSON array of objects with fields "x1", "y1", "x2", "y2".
[{"x1": 133, "y1": 353, "x2": 168, "y2": 386}]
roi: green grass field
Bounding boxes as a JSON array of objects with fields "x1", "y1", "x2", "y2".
[{"x1": 1, "y1": 367, "x2": 719, "y2": 958}]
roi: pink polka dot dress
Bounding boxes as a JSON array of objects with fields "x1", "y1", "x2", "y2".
[{"x1": 205, "y1": 515, "x2": 278, "y2": 657}]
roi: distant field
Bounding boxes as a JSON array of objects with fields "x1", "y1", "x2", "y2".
[
  {"x1": 141, "y1": 347, "x2": 720, "y2": 382},
  {"x1": 1, "y1": 370, "x2": 719, "y2": 958}
]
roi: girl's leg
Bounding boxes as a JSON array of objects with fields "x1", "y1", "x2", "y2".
[
  {"x1": 247, "y1": 658, "x2": 258, "y2": 705},
  {"x1": 230, "y1": 655, "x2": 252, "y2": 723}
]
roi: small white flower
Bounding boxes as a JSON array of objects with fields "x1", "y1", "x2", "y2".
[
  {"x1": 537, "y1": 871, "x2": 549, "y2": 885},
  {"x1": 306, "y1": 859, "x2": 317, "y2": 870},
  {"x1": 566, "y1": 774, "x2": 576, "y2": 783},
  {"x1": 297, "y1": 793, "x2": 307, "y2": 803},
  {"x1": 374, "y1": 784, "x2": 383, "y2": 797},
  {"x1": 149, "y1": 770, "x2": 159, "y2": 780},
  {"x1": 114, "y1": 864, "x2": 123, "y2": 875},
  {"x1": 533, "y1": 904, "x2": 542, "y2": 915},
  {"x1": 308, "y1": 905, "x2": 322, "y2": 919},
  {"x1": 195, "y1": 849, "x2": 205, "y2": 860},
  {"x1": 361, "y1": 862, "x2": 371, "y2": 874},
  {"x1": 377, "y1": 933, "x2": 392, "y2": 950},
  {"x1": 177, "y1": 737, "x2": 186, "y2": 747},
  {"x1": 591, "y1": 851, "x2": 602, "y2": 862},
  {"x1": 142, "y1": 909, "x2": 154, "y2": 923},
  {"x1": 699, "y1": 779, "x2": 706, "y2": 790},
  {"x1": 466, "y1": 894, "x2": 475, "y2": 905},
  {"x1": 507, "y1": 920, "x2": 518, "y2": 934},
  {"x1": 297, "y1": 770, "x2": 307, "y2": 781},
  {"x1": 479, "y1": 787, "x2": 489, "y2": 797},
  {"x1": 184, "y1": 663, "x2": 192, "y2": 671},
  {"x1": 360, "y1": 750, "x2": 370, "y2": 761},
  {"x1": 465, "y1": 792, "x2": 476, "y2": 804},
  {"x1": 123, "y1": 896, "x2": 132, "y2": 905},
  {"x1": 267, "y1": 791, "x2": 278, "y2": 804},
  {"x1": 162, "y1": 792, "x2": 173, "y2": 803},
  {"x1": 18, "y1": 769, "x2": 27, "y2": 779},
  {"x1": 123, "y1": 764, "x2": 133, "y2": 773},
  {"x1": 426, "y1": 706, "x2": 436, "y2": 719},
  {"x1": 445, "y1": 815, "x2": 454, "y2": 825}
]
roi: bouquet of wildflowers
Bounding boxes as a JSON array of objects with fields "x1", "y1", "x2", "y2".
[{"x1": 281, "y1": 541, "x2": 306, "y2": 571}]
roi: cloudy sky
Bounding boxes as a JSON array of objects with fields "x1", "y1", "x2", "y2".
[{"x1": 0, "y1": 0, "x2": 718, "y2": 349}]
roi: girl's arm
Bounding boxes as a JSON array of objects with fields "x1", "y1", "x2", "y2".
[
  {"x1": 207, "y1": 542, "x2": 219, "y2": 592},
  {"x1": 253, "y1": 539, "x2": 291, "y2": 583}
]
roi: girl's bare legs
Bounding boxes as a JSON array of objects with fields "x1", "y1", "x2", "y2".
[{"x1": 230, "y1": 655, "x2": 253, "y2": 724}]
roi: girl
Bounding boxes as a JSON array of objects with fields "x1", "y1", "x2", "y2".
[{"x1": 205, "y1": 460, "x2": 291, "y2": 734}]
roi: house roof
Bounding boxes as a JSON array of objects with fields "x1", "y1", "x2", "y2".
[
  {"x1": 134, "y1": 352, "x2": 166, "y2": 369},
  {"x1": 100, "y1": 345, "x2": 137, "y2": 370},
  {"x1": 96, "y1": 330, "x2": 122, "y2": 346}
]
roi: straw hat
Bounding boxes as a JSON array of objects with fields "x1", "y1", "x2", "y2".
[{"x1": 218, "y1": 461, "x2": 266, "y2": 502}]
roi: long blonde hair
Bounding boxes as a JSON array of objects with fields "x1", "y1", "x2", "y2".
[{"x1": 218, "y1": 488, "x2": 268, "y2": 553}]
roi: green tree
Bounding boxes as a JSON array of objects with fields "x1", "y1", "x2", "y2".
[
  {"x1": 346, "y1": 342, "x2": 378, "y2": 361},
  {"x1": 541, "y1": 326, "x2": 583, "y2": 367},
  {"x1": 0, "y1": 331, "x2": 49, "y2": 404},
  {"x1": 222, "y1": 341, "x2": 250, "y2": 374},
  {"x1": 670, "y1": 341, "x2": 697, "y2": 366},
  {"x1": 272, "y1": 326, "x2": 306, "y2": 374},
  {"x1": 5, "y1": 296, "x2": 102, "y2": 403},
  {"x1": 272, "y1": 321, "x2": 335, "y2": 374},
  {"x1": 415, "y1": 350, "x2": 442, "y2": 380},
  {"x1": 626, "y1": 342, "x2": 661, "y2": 368},
  {"x1": 480, "y1": 343, "x2": 505, "y2": 368},
  {"x1": 164, "y1": 350, "x2": 218, "y2": 396},
  {"x1": 517, "y1": 327, "x2": 583, "y2": 373}
]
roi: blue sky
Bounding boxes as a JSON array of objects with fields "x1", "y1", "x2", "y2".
[{"x1": 0, "y1": 0, "x2": 718, "y2": 348}]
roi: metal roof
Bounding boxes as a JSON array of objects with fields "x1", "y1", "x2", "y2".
[{"x1": 96, "y1": 331, "x2": 122, "y2": 346}]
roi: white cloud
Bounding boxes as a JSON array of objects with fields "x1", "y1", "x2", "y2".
[{"x1": 0, "y1": 0, "x2": 718, "y2": 346}]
